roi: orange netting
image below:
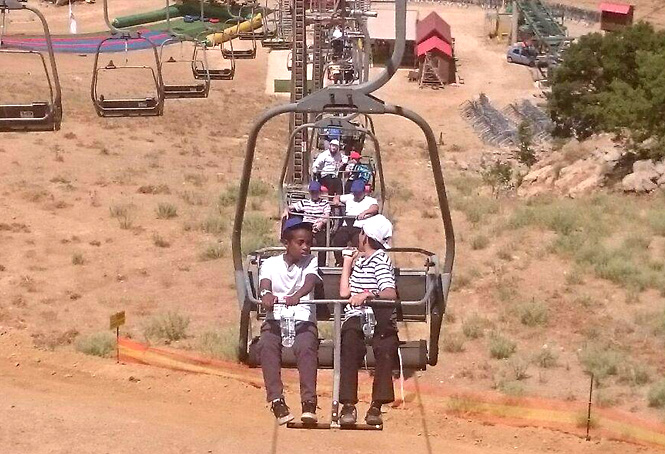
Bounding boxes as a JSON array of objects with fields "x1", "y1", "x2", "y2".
[{"x1": 119, "y1": 337, "x2": 665, "y2": 448}]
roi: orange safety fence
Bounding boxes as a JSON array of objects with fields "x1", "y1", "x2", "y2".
[{"x1": 118, "y1": 337, "x2": 665, "y2": 449}]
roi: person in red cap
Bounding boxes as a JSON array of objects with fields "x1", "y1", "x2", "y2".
[{"x1": 343, "y1": 150, "x2": 372, "y2": 193}]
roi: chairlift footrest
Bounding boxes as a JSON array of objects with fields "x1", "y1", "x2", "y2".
[{"x1": 286, "y1": 422, "x2": 382, "y2": 430}]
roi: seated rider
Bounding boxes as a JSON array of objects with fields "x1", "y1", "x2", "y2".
[
  {"x1": 312, "y1": 138, "x2": 347, "y2": 195},
  {"x1": 258, "y1": 218, "x2": 321, "y2": 425},
  {"x1": 332, "y1": 179, "x2": 379, "y2": 266},
  {"x1": 338, "y1": 215, "x2": 397, "y2": 427},
  {"x1": 344, "y1": 150, "x2": 372, "y2": 193},
  {"x1": 283, "y1": 180, "x2": 331, "y2": 266}
]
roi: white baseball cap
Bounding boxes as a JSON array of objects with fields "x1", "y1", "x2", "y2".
[
  {"x1": 361, "y1": 215, "x2": 393, "y2": 249},
  {"x1": 330, "y1": 139, "x2": 340, "y2": 146}
]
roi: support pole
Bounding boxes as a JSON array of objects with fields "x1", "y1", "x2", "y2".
[
  {"x1": 331, "y1": 302, "x2": 342, "y2": 428},
  {"x1": 511, "y1": 0, "x2": 519, "y2": 44},
  {"x1": 586, "y1": 373, "x2": 594, "y2": 441},
  {"x1": 116, "y1": 326, "x2": 120, "y2": 363}
]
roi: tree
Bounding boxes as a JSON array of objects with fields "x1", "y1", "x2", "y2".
[
  {"x1": 548, "y1": 22, "x2": 665, "y2": 158},
  {"x1": 515, "y1": 121, "x2": 536, "y2": 168}
]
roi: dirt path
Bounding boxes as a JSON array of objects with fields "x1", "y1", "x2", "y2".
[{"x1": 2, "y1": 330, "x2": 659, "y2": 454}]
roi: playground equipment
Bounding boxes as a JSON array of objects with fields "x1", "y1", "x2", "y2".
[
  {"x1": 233, "y1": 0, "x2": 454, "y2": 430},
  {"x1": 192, "y1": 0, "x2": 234, "y2": 81},
  {"x1": 91, "y1": 0, "x2": 165, "y2": 117},
  {"x1": 159, "y1": 0, "x2": 209, "y2": 99},
  {"x1": 0, "y1": 0, "x2": 62, "y2": 132}
]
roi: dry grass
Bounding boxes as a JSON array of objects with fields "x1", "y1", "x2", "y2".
[
  {"x1": 109, "y1": 203, "x2": 134, "y2": 229},
  {"x1": 156, "y1": 203, "x2": 178, "y2": 220},
  {"x1": 144, "y1": 312, "x2": 190, "y2": 342},
  {"x1": 71, "y1": 252, "x2": 85, "y2": 266},
  {"x1": 488, "y1": 332, "x2": 517, "y2": 359},
  {"x1": 197, "y1": 326, "x2": 239, "y2": 361},
  {"x1": 75, "y1": 332, "x2": 116, "y2": 357}
]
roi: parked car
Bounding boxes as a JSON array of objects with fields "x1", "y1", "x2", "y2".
[{"x1": 506, "y1": 44, "x2": 538, "y2": 66}]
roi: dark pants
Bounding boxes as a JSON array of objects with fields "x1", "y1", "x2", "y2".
[
  {"x1": 339, "y1": 309, "x2": 399, "y2": 405},
  {"x1": 313, "y1": 227, "x2": 328, "y2": 267},
  {"x1": 259, "y1": 320, "x2": 318, "y2": 403},
  {"x1": 319, "y1": 175, "x2": 343, "y2": 195},
  {"x1": 333, "y1": 226, "x2": 361, "y2": 266}
]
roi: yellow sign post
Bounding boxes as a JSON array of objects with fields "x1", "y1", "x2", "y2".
[{"x1": 109, "y1": 311, "x2": 126, "y2": 363}]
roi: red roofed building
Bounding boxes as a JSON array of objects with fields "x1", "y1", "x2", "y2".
[
  {"x1": 416, "y1": 12, "x2": 453, "y2": 46},
  {"x1": 599, "y1": 3, "x2": 634, "y2": 32},
  {"x1": 415, "y1": 35, "x2": 456, "y2": 87}
]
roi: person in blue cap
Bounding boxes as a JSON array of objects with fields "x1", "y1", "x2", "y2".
[
  {"x1": 332, "y1": 179, "x2": 379, "y2": 266},
  {"x1": 283, "y1": 180, "x2": 331, "y2": 266},
  {"x1": 257, "y1": 217, "x2": 321, "y2": 425}
]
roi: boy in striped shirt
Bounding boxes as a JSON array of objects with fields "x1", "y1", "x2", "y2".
[
  {"x1": 284, "y1": 181, "x2": 331, "y2": 266},
  {"x1": 338, "y1": 215, "x2": 397, "y2": 426}
]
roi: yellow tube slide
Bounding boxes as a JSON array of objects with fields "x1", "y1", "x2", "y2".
[{"x1": 206, "y1": 13, "x2": 263, "y2": 45}]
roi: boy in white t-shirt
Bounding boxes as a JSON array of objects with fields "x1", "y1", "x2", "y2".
[
  {"x1": 332, "y1": 179, "x2": 379, "y2": 266},
  {"x1": 258, "y1": 217, "x2": 321, "y2": 425}
]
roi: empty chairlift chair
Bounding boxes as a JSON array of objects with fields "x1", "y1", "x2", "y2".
[
  {"x1": 192, "y1": 35, "x2": 235, "y2": 81},
  {"x1": 222, "y1": 16, "x2": 257, "y2": 59},
  {"x1": 0, "y1": 0, "x2": 62, "y2": 132},
  {"x1": 158, "y1": 0, "x2": 209, "y2": 99},
  {"x1": 91, "y1": 36, "x2": 165, "y2": 117}
]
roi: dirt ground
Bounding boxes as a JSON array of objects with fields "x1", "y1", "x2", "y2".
[{"x1": 1, "y1": 1, "x2": 665, "y2": 453}]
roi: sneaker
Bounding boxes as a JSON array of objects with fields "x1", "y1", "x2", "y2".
[
  {"x1": 365, "y1": 403, "x2": 383, "y2": 426},
  {"x1": 339, "y1": 404, "x2": 357, "y2": 426},
  {"x1": 301, "y1": 401, "x2": 318, "y2": 424},
  {"x1": 271, "y1": 398, "x2": 294, "y2": 425}
]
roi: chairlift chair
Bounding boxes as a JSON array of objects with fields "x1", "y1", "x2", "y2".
[
  {"x1": 0, "y1": 0, "x2": 62, "y2": 132},
  {"x1": 90, "y1": 0, "x2": 164, "y2": 117},
  {"x1": 222, "y1": 16, "x2": 257, "y2": 60},
  {"x1": 232, "y1": 0, "x2": 454, "y2": 430},
  {"x1": 158, "y1": 0, "x2": 209, "y2": 99},
  {"x1": 91, "y1": 37, "x2": 165, "y2": 117},
  {"x1": 192, "y1": 37, "x2": 235, "y2": 81},
  {"x1": 238, "y1": 2, "x2": 266, "y2": 40}
]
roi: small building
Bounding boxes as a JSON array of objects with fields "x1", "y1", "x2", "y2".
[
  {"x1": 416, "y1": 11, "x2": 453, "y2": 47},
  {"x1": 367, "y1": 7, "x2": 418, "y2": 67},
  {"x1": 599, "y1": 2, "x2": 634, "y2": 32},
  {"x1": 416, "y1": 36, "x2": 455, "y2": 87},
  {"x1": 414, "y1": 12, "x2": 455, "y2": 88}
]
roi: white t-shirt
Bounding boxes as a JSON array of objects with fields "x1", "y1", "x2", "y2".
[
  {"x1": 312, "y1": 149, "x2": 348, "y2": 177},
  {"x1": 259, "y1": 254, "x2": 321, "y2": 323},
  {"x1": 339, "y1": 194, "x2": 378, "y2": 228}
]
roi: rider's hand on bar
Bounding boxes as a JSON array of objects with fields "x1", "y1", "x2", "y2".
[
  {"x1": 284, "y1": 295, "x2": 300, "y2": 306},
  {"x1": 349, "y1": 292, "x2": 370, "y2": 307},
  {"x1": 261, "y1": 293, "x2": 278, "y2": 309}
]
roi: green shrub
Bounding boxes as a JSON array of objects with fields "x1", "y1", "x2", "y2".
[
  {"x1": 71, "y1": 252, "x2": 85, "y2": 265},
  {"x1": 75, "y1": 332, "x2": 115, "y2": 357},
  {"x1": 578, "y1": 344, "x2": 623, "y2": 381},
  {"x1": 198, "y1": 326, "x2": 238, "y2": 361},
  {"x1": 200, "y1": 243, "x2": 226, "y2": 261},
  {"x1": 471, "y1": 235, "x2": 490, "y2": 250},
  {"x1": 144, "y1": 312, "x2": 190, "y2": 342},
  {"x1": 534, "y1": 346, "x2": 558, "y2": 369},
  {"x1": 497, "y1": 380, "x2": 524, "y2": 396},
  {"x1": 618, "y1": 363, "x2": 650, "y2": 386},
  {"x1": 218, "y1": 186, "x2": 238, "y2": 208},
  {"x1": 508, "y1": 356, "x2": 530, "y2": 380},
  {"x1": 648, "y1": 380, "x2": 665, "y2": 408},
  {"x1": 489, "y1": 332, "x2": 516, "y2": 359},
  {"x1": 515, "y1": 300, "x2": 549, "y2": 327},
  {"x1": 648, "y1": 209, "x2": 665, "y2": 236},
  {"x1": 243, "y1": 214, "x2": 273, "y2": 237},
  {"x1": 156, "y1": 203, "x2": 178, "y2": 219},
  {"x1": 248, "y1": 179, "x2": 272, "y2": 197},
  {"x1": 201, "y1": 214, "x2": 227, "y2": 235},
  {"x1": 441, "y1": 332, "x2": 465, "y2": 353},
  {"x1": 455, "y1": 196, "x2": 499, "y2": 224},
  {"x1": 462, "y1": 314, "x2": 491, "y2": 339},
  {"x1": 152, "y1": 233, "x2": 170, "y2": 248}
]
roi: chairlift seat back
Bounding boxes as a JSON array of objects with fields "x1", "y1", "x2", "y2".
[{"x1": 0, "y1": 102, "x2": 60, "y2": 132}]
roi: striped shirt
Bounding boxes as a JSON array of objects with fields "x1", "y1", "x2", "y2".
[
  {"x1": 290, "y1": 198, "x2": 331, "y2": 224},
  {"x1": 344, "y1": 249, "x2": 396, "y2": 321}
]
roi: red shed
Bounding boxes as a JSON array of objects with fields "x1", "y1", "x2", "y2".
[
  {"x1": 416, "y1": 36, "x2": 456, "y2": 87},
  {"x1": 416, "y1": 12, "x2": 453, "y2": 46},
  {"x1": 599, "y1": 3, "x2": 634, "y2": 32}
]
